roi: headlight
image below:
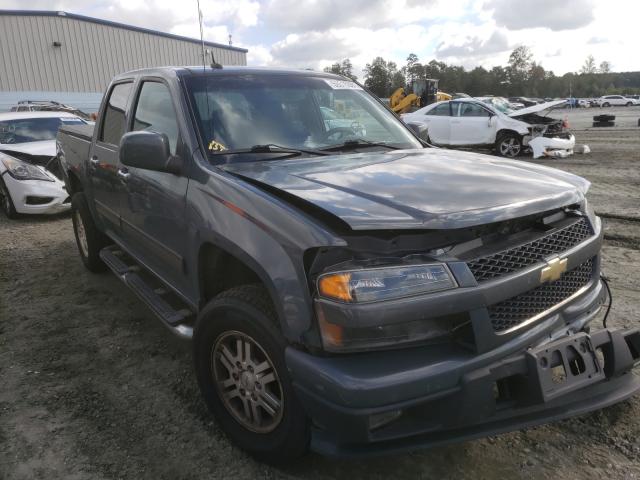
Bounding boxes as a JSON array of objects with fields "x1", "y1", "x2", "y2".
[
  {"x1": 1, "y1": 156, "x2": 53, "y2": 182},
  {"x1": 315, "y1": 263, "x2": 462, "y2": 352},
  {"x1": 317, "y1": 263, "x2": 457, "y2": 303}
]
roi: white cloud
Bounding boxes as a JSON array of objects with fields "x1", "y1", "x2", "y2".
[{"x1": 486, "y1": 0, "x2": 596, "y2": 31}]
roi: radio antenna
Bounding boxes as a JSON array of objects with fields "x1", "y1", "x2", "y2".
[
  {"x1": 196, "y1": 0, "x2": 206, "y2": 69},
  {"x1": 196, "y1": 0, "x2": 213, "y2": 151}
]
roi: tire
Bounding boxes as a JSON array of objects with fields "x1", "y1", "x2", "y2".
[
  {"x1": 71, "y1": 192, "x2": 110, "y2": 272},
  {"x1": 194, "y1": 285, "x2": 309, "y2": 464},
  {"x1": 626, "y1": 102, "x2": 633, "y2": 107},
  {"x1": 0, "y1": 176, "x2": 19, "y2": 219},
  {"x1": 602, "y1": 102, "x2": 610, "y2": 107},
  {"x1": 495, "y1": 132, "x2": 522, "y2": 158}
]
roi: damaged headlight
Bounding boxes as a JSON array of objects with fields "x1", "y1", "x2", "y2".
[
  {"x1": 317, "y1": 263, "x2": 457, "y2": 303},
  {"x1": 315, "y1": 264, "x2": 461, "y2": 352},
  {"x1": 1, "y1": 156, "x2": 53, "y2": 182}
]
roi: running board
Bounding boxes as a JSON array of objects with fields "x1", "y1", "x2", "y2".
[{"x1": 99, "y1": 246, "x2": 194, "y2": 339}]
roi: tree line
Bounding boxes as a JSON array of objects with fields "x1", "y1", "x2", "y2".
[{"x1": 323, "y1": 47, "x2": 640, "y2": 99}]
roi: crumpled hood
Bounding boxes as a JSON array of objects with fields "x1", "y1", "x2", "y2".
[
  {"x1": 509, "y1": 100, "x2": 566, "y2": 117},
  {"x1": 0, "y1": 140, "x2": 56, "y2": 157},
  {"x1": 223, "y1": 149, "x2": 590, "y2": 230}
]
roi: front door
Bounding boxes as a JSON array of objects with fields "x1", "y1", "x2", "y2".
[
  {"x1": 449, "y1": 102, "x2": 494, "y2": 145},
  {"x1": 89, "y1": 81, "x2": 133, "y2": 233},
  {"x1": 119, "y1": 80, "x2": 190, "y2": 295}
]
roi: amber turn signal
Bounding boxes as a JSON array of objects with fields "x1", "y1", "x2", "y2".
[{"x1": 318, "y1": 272, "x2": 353, "y2": 302}]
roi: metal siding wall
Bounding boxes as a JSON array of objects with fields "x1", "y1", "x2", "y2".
[{"x1": 0, "y1": 14, "x2": 247, "y2": 93}]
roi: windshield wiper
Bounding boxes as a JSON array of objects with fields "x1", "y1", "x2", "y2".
[
  {"x1": 320, "y1": 139, "x2": 403, "y2": 152},
  {"x1": 213, "y1": 144, "x2": 330, "y2": 157}
]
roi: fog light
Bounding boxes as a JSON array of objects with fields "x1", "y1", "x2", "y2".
[{"x1": 369, "y1": 409, "x2": 402, "y2": 431}]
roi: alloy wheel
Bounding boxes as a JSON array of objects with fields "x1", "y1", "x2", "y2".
[
  {"x1": 212, "y1": 331, "x2": 284, "y2": 433},
  {"x1": 75, "y1": 210, "x2": 89, "y2": 257},
  {"x1": 499, "y1": 137, "x2": 521, "y2": 157}
]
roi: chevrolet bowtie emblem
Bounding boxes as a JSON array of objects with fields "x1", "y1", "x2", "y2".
[{"x1": 540, "y1": 257, "x2": 568, "y2": 283}]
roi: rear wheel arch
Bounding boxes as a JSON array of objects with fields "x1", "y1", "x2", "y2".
[{"x1": 65, "y1": 170, "x2": 83, "y2": 196}]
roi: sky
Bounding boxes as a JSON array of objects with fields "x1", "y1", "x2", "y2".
[{"x1": 3, "y1": 0, "x2": 639, "y2": 78}]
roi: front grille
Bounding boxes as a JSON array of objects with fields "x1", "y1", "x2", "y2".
[
  {"x1": 488, "y1": 258, "x2": 594, "y2": 333},
  {"x1": 467, "y1": 217, "x2": 593, "y2": 282}
]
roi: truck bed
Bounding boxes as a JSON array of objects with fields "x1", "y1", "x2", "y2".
[
  {"x1": 57, "y1": 123, "x2": 94, "y2": 178},
  {"x1": 59, "y1": 123, "x2": 94, "y2": 141}
]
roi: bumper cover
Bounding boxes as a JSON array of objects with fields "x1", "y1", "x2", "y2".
[
  {"x1": 2, "y1": 172, "x2": 70, "y2": 214},
  {"x1": 287, "y1": 327, "x2": 640, "y2": 457}
]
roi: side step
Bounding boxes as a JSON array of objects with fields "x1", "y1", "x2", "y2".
[{"x1": 99, "y1": 246, "x2": 194, "y2": 339}]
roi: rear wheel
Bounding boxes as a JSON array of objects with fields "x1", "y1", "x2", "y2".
[
  {"x1": 71, "y1": 192, "x2": 110, "y2": 272},
  {"x1": 496, "y1": 133, "x2": 522, "y2": 158},
  {"x1": 0, "y1": 177, "x2": 19, "y2": 219},
  {"x1": 194, "y1": 285, "x2": 309, "y2": 464}
]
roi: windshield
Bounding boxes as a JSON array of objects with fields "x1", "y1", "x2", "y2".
[
  {"x1": 480, "y1": 97, "x2": 514, "y2": 115},
  {"x1": 184, "y1": 74, "x2": 422, "y2": 160},
  {"x1": 0, "y1": 117, "x2": 85, "y2": 144}
]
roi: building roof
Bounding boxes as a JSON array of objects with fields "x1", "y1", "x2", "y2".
[{"x1": 0, "y1": 9, "x2": 248, "y2": 53}]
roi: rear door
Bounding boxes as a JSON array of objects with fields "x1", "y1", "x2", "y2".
[
  {"x1": 422, "y1": 102, "x2": 452, "y2": 144},
  {"x1": 119, "y1": 79, "x2": 190, "y2": 293},
  {"x1": 449, "y1": 101, "x2": 494, "y2": 145},
  {"x1": 89, "y1": 81, "x2": 133, "y2": 233}
]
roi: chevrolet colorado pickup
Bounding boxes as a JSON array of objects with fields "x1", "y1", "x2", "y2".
[{"x1": 57, "y1": 67, "x2": 640, "y2": 462}]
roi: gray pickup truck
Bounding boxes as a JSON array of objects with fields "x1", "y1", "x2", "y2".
[{"x1": 57, "y1": 66, "x2": 640, "y2": 462}]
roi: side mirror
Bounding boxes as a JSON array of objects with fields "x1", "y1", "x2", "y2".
[
  {"x1": 406, "y1": 122, "x2": 428, "y2": 139},
  {"x1": 119, "y1": 131, "x2": 181, "y2": 174}
]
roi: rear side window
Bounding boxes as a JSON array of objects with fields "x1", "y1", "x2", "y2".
[
  {"x1": 428, "y1": 103, "x2": 451, "y2": 116},
  {"x1": 132, "y1": 82, "x2": 179, "y2": 155},
  {"x1": 100, "y1": 82, "x2": 132, "y2": 146}
]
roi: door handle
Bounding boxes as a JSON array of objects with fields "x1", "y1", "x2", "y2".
[
  {"x1": 117, "y1": 168, "x2": 130, "y2": 181},
  {"x1": 89, "y1": 156, "x2": 100, "y2": 167}
]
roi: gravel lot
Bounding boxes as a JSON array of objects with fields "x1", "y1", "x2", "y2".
[{"x1": 1, "y1": 113, "x2": 639, "y2": 479}]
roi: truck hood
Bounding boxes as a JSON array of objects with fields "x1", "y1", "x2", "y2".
[
  {"x1": 0, "y1": 140, "x2": 56, "y2": 157},
  {"x1": 222, "y1": 149, "x2": 590, "y2": 230},
  {"x1": 508, "y1": 100, "x2": 566, "y2": 117}
]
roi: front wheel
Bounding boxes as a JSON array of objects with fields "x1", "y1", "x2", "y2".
[
  {"x1": 496, "y1": 133, "x2": 522, "y2": 158},
  {"x1": 0, "y1": 176, "x2": 19, "y2": 219},
  {"x1": 71, "y1": 192, "x2": 110, "y2": 272},
  {"x1": 194, "y1": 285, "x2": 309, "y2": 464},
  {"x1": 602, "y1": 102, "x2": 610, "y2": 107},
  {"x1": 626, "y1": 102, "x2": 633, "y2": 107}
]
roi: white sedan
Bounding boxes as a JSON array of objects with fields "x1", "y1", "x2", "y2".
[
  {"x1": 596, "y1": 95, "x2": 639, "y2": 107},
  {"x1": 0, "y1": 112, "x2": 87, "y2": 218},
  {"x1": 401, "y1": 98, "x2": 573, "y2": 158}
]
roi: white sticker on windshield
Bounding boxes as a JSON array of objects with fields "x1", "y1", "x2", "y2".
[{"x1": 323, "y1": 79, "x2": 363, "y2": 90}]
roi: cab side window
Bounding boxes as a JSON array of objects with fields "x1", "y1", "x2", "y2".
[
  {"x1": 132, "y1": 82, "x2": 179, "y2": 155},
  {"x1": 99, "y1": 82, "x2": 133, "y2": 146}
]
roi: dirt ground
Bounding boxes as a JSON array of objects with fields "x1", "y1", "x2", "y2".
[{"x1": 1, "y1": 122, "x2": 639, "y2": 479}]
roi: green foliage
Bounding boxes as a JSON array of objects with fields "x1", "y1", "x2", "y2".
[
  {"x1": 350, "y1": 48, "x2": 636, "y2": 98},
  {"x1": 323, "y1": 59, "x2": 357, "y2": 80}
]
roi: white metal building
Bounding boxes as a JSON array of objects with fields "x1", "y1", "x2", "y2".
[{"x1": 0, "y1": 10, "x2": 248, "y2": 112}]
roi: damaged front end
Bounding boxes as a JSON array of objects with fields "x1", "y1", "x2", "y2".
[{"x1": 519, "y1": 112, "x2": 576, "y2": 159}]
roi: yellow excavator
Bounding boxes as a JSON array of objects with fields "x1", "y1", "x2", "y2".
[
  {"x1": 389, "y1": 82, "x2": 451, "y2": 114},
  {"x1": 389, "y1": 87, "x2": 421, "y2": 114}
]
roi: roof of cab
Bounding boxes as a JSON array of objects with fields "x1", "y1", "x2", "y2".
[{"x1": 110, "y1": 66, "x2": 348, "y2": 82}]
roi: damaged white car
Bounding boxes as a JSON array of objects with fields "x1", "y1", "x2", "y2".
[
  {"x1": 401, "y1": 98, "x2": 574, "y2": 159},
  {"x1": 0, "y1": 112, "x2": 87, "y2": 218}
]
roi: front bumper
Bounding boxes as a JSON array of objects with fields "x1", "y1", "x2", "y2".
[
  {"x1": 527, "y1": 134, "x2": 576, "y2": 159},
  {"x1": 287, "y1": 325, "x2": 640, "y2": 457},
  {"x1": 2, "y1": 172, "x2": 70, "y2": 214}
]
